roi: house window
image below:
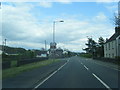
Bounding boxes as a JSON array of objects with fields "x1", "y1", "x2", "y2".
[
  {"x1": 109, "y1": 43, "x2": 110, "y2": 50},
  {"x1": 109, "y1": 54, "x2": 110, "y2": 58},
  {"x1": 106, "y1": 44, "x2": 107, "y2": 51},
  {"x1": 112, "y1": 53, "x2": 114, "y2": 58},
  {"x1": 112, "y1": 42, "x2": 114, "y2": 49},
  {"x1": 106, "y1": 54, "x2": 107, "y2": 57}
]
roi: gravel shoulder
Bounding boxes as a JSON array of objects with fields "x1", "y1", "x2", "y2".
[{"x1": 2, "y1": 59, "x2": 67, "y2": 88}]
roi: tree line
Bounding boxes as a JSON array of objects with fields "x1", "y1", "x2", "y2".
[{"x1": 83, "y1": 37, "x2": 106, "y2": 58}]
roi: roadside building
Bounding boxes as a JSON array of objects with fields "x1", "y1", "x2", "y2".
[
  {"x1": 104, "y1": 27, "x2": 120, "y2": 59},
  {"x1": 49, "y1": 42, "x2": 57, "y2": 58},
  {"x1": 49, "y1": 42, "x2": 63, "y2": 58},
  {"x1": 32, "y1": 49, "x2": 48, "y2": 58},
  {"x1": 56, "y1": 47, "x2": 63, "y2": 58}
]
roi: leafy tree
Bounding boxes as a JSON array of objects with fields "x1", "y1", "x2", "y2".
[
  {"x1": 83, "y1": 37, "x2": 97, "y2": 57},
  {"x1": 96, "y1": 37, "x2": 105, "y2": 57},
  {"x1": 83, "y1": 37, "x2": 105, "y2": 58},
  {"x1": 98, "y1": 37, "x2": 105, "y2": 46}
]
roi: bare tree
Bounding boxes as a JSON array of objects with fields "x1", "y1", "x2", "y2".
[
  {"x1": 114, "y1": 1, "x2": 120, "y2": 27},
  {"x1": 114, "y1": 13, "x2": 120, "y2": 27}
]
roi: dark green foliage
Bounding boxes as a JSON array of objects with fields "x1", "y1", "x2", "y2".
[
  {"x1": 97, "y1": 37, "x2": 105, "y2": 57},
  {"x1": 0, "y1": 45, "x2": 26, "y2": 54},
  {"x1": 83, "y1": 37, "x2": 105, "y2": 58},
  {"x1": 80, "y1": 53, "x2": 92, "y2": 58}
]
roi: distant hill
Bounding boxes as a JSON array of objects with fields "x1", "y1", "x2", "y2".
[{"x1": 0, "y1": 45, "x2": 26, "y2": 54}]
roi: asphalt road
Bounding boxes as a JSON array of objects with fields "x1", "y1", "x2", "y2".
[{"x1": 34, "y1": 56, "x2": 119, "y2": 89}]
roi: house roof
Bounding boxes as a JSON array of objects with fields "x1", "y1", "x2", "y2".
[
  {"x1": 106, "y1": 27, "x2": 120, "y2": 43},
  {"x1": 106, "y1": 32, "x2": 120, "y2": 43}
]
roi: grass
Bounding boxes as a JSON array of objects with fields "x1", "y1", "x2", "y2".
[
  {"x1": 79, "y1": 53, "x2": 92, "y2": 58},
  {"x1": 11, "y1": 60, "x2": 17, "y2": 67},
  {"x1": 2, "y1": 59, "x2": 60, "y2": 79}
]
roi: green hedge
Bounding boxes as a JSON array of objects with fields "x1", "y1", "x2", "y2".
[{"x1": 80, "y1": 53, "x2": 92, "y2": 58}]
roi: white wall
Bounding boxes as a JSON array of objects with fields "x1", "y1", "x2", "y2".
[
  {"x1": 104, "y1": 40, "x2": 117, "y2": 58},
  {"x1": 116, "y1": 35, "x2": 120, "y2": 57}
]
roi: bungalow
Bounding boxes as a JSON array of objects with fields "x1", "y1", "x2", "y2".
[{"x1": 104, "y1": 27, "x2": 120, "y2": 59}]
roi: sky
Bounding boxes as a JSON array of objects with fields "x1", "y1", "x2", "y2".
[{"x1": 0, "y1": 1, "x2": 119, "y2": 52}]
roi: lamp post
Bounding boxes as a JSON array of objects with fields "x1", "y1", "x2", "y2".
[
  {"x1": 53, "y1": 20, "x2": 64, "y2": 43},
  {"x1": 52, "y1": 20, "x2": 64, "y2": 59}
]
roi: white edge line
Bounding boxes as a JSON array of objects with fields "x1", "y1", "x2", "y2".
[
  {"x1": 92, "y1": 73, "x2": 112, "y2": 90},
  {"x1": 33, "y1": 61, "x2": 68, "y2": 89}
]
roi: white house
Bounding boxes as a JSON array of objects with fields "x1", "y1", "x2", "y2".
[{"x1": 104, "y1": 27, "x2": 120, "y2": 59}]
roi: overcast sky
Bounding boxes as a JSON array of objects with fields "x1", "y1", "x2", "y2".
[{"x1": 1, "y1": 1, "x2": 119, "y2": 52}]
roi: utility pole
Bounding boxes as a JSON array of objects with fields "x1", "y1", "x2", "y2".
[
  {"x1": 5, "y1": 39, "x2": 6, "y2": 47},
  {"x1": 3, "y1": 39, "x2": 7, "y2": 53},
  {"x1": 2, "y1": 40, "x2": 4, "y2": 53},
  {"x1": 53, "y1": 21, "x2": 55, "y2": 43},
  {"x1": 4, "y1": 39, "x2": 7, "y2": 53},
  {"x1": 45, "y1": 40, "x2": 47, "y2": 50}
]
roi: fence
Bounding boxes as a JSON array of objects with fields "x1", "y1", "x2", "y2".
[
  {"x1": 2, "y1": 57, "x2": 48, "y2": 69},
  {"x1": 17, "y1": 57, "x2": 48, "y2": 66},
  {"x1": 2, "y1": 61, "x2": 11, "y2": 69}
]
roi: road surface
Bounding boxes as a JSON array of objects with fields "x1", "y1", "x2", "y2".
[{"x1": 34, "y1": 56, "x2": 119, "y2": 89}]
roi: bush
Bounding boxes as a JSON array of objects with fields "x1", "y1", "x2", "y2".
[
  {"x1": 80, "y1": 53, "x2": 92, "y2": 58},
  {"x1": 115, "y1": 56, "x2": 120, "y2": 60}
]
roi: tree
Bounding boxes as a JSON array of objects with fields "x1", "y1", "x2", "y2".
[
  {"x1": 83, "y1": 37, "x2": 105, "y2": 58},
  {"x1": 98, "y1": 37, "x2": 105, "y2": 46},
  {"x1": 97, "y1": 37, "x2": 105, "y2": 57},
  {"x1": 83, "y1": 37, "x2": 97, "y2": 57},
  {"x1": 114, "y1": 13, "x2": 120, "y2": 27}
]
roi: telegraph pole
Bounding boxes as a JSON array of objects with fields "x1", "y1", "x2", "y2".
[
  {"x1": 4, "y1": 39, "x2": 7, "y2": 53},
  {"x1": 45, "y1": 40, "x2": 47, "y2": 50}
]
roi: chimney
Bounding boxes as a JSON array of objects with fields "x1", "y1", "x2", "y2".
[{"x1": 115, "y1": 27, "x2": 120, "y2": 35}]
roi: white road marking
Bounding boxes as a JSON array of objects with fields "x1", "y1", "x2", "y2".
[
  {"x1": 92, "y1": 73, "x2": 112, "y2": 90},
  {"x1": 33, "y1": 61, "x2": 69, "y2": 89},
  {"x1": 83, "y1": 65, "x2": 89, "y2": 70},
  {"x1": 80, "y1": 62, "x2": 83, "y2": 65}
]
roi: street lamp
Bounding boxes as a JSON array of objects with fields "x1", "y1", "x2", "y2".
[
  {"x1": 52, "y1": 20, "x2": 64, "y2": 59},
  {"x1": 53, "y1": 20, "x2": 64, "y2": 43}
]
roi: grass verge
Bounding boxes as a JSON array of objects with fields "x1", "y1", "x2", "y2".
[
  {"x1": 2, "y1": 59, "x2": 60, "y2": 79},
  {"x1": 79, "y1": 53, "x2": 92, "y2": 58}
]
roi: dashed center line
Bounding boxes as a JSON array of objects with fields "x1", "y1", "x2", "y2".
[
  {"x1": 83, "y1": 65, "x2": 89, "y2": 70},
  {"x1": 79, "y1": 60, "x2": 112, "y2": 90},
  {"x1": 92, "y1": 73, "x2": 112, "y2": 90},
  {"x1": 79, "y1": 61, "x2": 89, "y2": 71}
]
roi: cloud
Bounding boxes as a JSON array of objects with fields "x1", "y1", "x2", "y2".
[
  {"x1": 2, "y1": 2, "x2": 115, "y2": 52},
  {"x1": 93, "y1": 12, "x2": 107, "y2": 22},
  {"x1": 39, "y1": 2, "x2": 52, "y2": 8},
  {"x1": 0, "y1": 0, "x2": 119, "y2": 2},
  {"x1": 55, "y1": 0, "x2": 72, "y2": 4},
  {"x1": 96, "y1": 0, "x2": 118, "y2": 2}
]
